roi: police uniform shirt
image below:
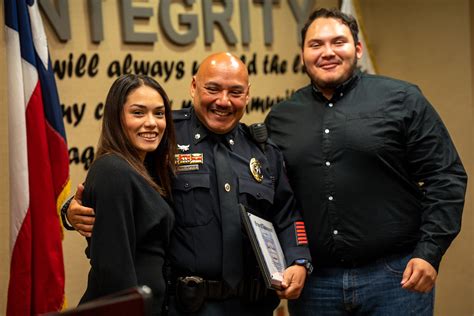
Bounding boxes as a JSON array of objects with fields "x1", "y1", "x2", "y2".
[{"x1": 168, "y1": 107, "x2": 310, "y2": 279}]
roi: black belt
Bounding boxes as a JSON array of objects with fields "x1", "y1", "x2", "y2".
[
  {"x1": 172, "y1": 276, "x2": 246, "y2": 300},
  {"x1": 165, "y1": 275, "x2": 269, "y2": 313}
]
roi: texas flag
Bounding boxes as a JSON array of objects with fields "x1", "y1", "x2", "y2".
[{"x1": 4, "y1": 0, "x2": 70, "y2": 314}]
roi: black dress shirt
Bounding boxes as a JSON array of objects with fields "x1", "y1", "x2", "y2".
[
  {"x1": 266, "y1": 71, "x2": 467, "y2": 270},
  {"x1": 168, "y1": 107, "x2": 310, "y2": 279}
]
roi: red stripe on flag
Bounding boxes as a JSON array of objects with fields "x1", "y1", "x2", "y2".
[
  {"x1": 7, "y1": 211, "x2": 33, "y2": 315},
  {"x1": 46, "y1": 122, "x2": 70, "y2": 198},
  {"x1": 7, "y1": 83, "x2": 64, "y2": 315},
  {"x1": 27, "y1": 83, "x2": 65, "y2": 313}
]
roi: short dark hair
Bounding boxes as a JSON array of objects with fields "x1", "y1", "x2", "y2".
[
  {"x1": 301, "y1": 8, "x2": 359, "y2": 49},
  {"x1": 96, "y1": 74, "x2": 176, "y2": 197}
]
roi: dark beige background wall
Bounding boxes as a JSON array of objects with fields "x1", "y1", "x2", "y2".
[{"x1": 0, "y1": 0, "x2": 472, "y2": 315}]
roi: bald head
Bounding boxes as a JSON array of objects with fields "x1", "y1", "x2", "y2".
[
  {"x1": 191, "y1": 52, "x2": 250, "y2": 134},
  {"x1": 195, "y1": 52, "x2": 249, "y2": 84}
]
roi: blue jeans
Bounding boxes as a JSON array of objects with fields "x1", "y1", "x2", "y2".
[
  {"x1": 167, "y1": 292, "x2": 279, "y2": 315},
  {"x1": 289, "y1": 253, "x2": 434, "y2": 316}
]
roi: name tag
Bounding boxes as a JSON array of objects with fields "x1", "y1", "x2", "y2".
[{"x1": 177, "y1": 164, "x2": 200, "y2": 172}]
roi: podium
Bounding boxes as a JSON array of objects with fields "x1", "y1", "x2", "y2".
[{"x1": 42, "y1": 286, "x2": 153, "y2": 316}]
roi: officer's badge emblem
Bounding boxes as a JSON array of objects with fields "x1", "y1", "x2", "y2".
[
  {"x1": 249, "y1": 158, "x2": 263, "y2": 183},
  {"x1": 177, "y1": 144, "x2": 190, "y2": 152}
]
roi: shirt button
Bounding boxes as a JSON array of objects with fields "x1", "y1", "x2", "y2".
[
  {"x1": 333, "y1": 230, "x2": 338, "y2": 235},
  {"x1": 224, "y1": 183, "x2": 231, "y2": 192},
  {"x1": 184, "y1": 183, "x2": 190, "y2": 189},
  {"x1": 328, "y1": 103, "x2": 333, "y2": 107},
  {"x1": 340, "y1": 92, "x2": 344, "y2": 97},
  {"x1": 324, "y1": 129, "x2": 330, "y2": 134},
  {"x1": 328, "y1": 196, "x2": 333, "y2": 201},
  {"x1": 229, "y1": 139, "x2": 234, "y2": 146},
  {"x1": 325, "y1": 161, "x2": 331, "y2": 166},
  {"x1": 194, "y1": 133, "x2": 201, "y2": 140}
]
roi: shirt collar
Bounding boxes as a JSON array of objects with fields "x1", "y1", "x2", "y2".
[
  {"x1": 311, "y1": 69, "x2": 361, "y2": 100},
  {"x1": 190, "y1": 107, "x2": 239, "y2": 148}
]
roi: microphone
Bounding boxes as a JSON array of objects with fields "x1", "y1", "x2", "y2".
[{"x1": 249, "y1": 123, "x2": 268, "y2": 152}]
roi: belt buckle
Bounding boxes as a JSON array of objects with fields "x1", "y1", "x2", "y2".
[
  {"x1": 176, "y1": 276, "x2": 206, "y2": 313},
  {"x1": 180, "y1": 276, "x2": 204, "y2": 286}
]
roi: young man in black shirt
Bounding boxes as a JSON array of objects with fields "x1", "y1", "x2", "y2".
[{"x1": 265, "y1": 8, "x2": 467, "y2": 316}]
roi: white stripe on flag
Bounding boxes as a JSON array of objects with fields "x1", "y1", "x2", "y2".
[
  {"x1": 6, "y1": 25, "x2": 29, "y2": 252},
  {"x1": 29, "y1": 2, "x2": 49, "y2": 69}
]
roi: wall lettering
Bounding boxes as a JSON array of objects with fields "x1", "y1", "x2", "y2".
[
  {"x1": 40, "y1": 0, "x2": 311, "y2": 45},
  {"x1": 69, "y1": 146, "x2": 95, "y2": 171},
  {"x1": 53, "y1": 53, "x2": 100, "y2": 80},
  {"x1": 62, "y1": 102, "x2": 86, "y2": 127}
]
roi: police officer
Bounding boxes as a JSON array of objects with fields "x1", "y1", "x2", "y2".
[{"x1": 64, "y1": 52, "x2": 311, "y2": 315}]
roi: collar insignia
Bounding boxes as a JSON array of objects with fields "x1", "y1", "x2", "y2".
[{"x1": 177, "y1": 144, "x2": 190, "y2": 152}]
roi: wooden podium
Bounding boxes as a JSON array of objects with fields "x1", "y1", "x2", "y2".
[{"x1": 42, "y1": 286, "x2": 153, "y2": 316}]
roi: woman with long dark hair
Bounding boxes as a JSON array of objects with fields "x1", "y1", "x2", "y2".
[{"x1": 79, "y1": 74, "x2": 176, "y2": 315}]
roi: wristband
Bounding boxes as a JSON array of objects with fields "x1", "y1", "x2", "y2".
[
  {"x1": 293, "y1": 258, "x2": 313, "y2": 275},
  {"x1": 60, "y1": 196, "x2": 75, "y2": 231}
]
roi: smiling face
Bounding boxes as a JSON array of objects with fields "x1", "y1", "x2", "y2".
[
  {"x1": 302, "y1": 17, "x2": 362, "y2": 99},
  {"x1": 122, "y1": 85, "x2": 166, "y2": 161},
  {"x1": 191, "y1": 53, "x2": 250, "y2": 134}
]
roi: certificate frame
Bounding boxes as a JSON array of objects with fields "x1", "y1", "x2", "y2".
[{"x1": 240, "y1": 204, "x2": 286, "y2": 290}]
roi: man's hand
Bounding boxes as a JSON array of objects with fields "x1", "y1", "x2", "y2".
[
  {"x1": 401, "y1": 258, "x2": 437, "y2": 293},
  {"x1": 275, "y1": 264, "x2": 307, "y2": 300},
  {"x1": 68, "y1": 184, "x2": 95, "y2": 237}
]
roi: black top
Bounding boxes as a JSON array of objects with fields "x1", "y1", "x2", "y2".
[
  {"x1": 80, "y1": 154, "x2": 174, "y2": 315},
  {"x1": 266, "y1": 71, "x2": 467, "y2": 270},
  {"x1": 169, "y1": 107, "x2": 311, "y2": 279}
]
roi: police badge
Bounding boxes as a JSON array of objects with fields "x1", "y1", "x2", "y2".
[{"x1": 249, "y1": 158, "x2": 263, "y2": 183}]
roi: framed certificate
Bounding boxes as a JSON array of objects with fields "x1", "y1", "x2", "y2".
[{"x1": 240, "y1": 204, "x2": 286, "y2": 290}]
